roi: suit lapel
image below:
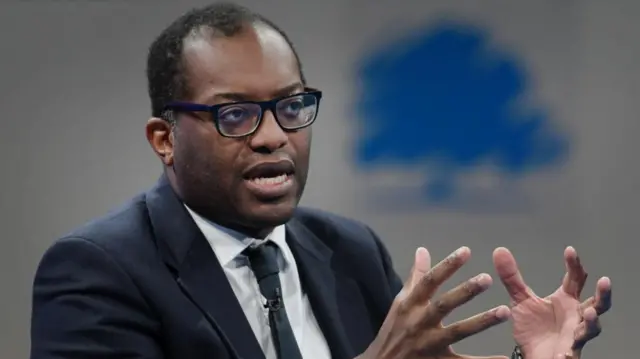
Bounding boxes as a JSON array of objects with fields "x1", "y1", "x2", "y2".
[
  {"x1": 146, "y1": 175, "x2": 265, "y2": 359},
  {"x1": 286, "y1": 218, "x2": 358, "y2": 359}
]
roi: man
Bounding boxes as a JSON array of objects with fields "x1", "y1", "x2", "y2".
[{"x1": 30, "y1": 3, "x2": 611, "y2": 359}]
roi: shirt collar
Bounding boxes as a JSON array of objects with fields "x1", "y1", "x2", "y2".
[{"x1": 184, "y1": 205, "x2": 288, "y2": 268}]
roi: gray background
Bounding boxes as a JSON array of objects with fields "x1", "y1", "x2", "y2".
[{"x1": 1, "y1": 1, "x2": 637, "y2": 358}]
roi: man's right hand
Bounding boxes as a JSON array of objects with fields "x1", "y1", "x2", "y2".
[{"x1": 361, "y1": 246, "x2": 511, "y2": 359}]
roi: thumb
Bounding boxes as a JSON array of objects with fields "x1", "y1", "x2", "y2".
[{"x1": 406, "y1": 247, "x2": 431, "y2": 290}]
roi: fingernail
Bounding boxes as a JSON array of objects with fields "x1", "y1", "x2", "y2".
[
  {"x1": 495, "y1": 305, "x2": 510, "y2": 320},
  {"x1": 453, "y1": 246, "x2": 468, "y2": 257},
  {"x1": 473, "y1": 273, "x2": 492, "y2": 289}
]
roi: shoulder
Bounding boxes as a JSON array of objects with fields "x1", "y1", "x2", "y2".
[
  {"x1": 64, "y1": 193, "x2": 148, "y2": 239},
  {"x1": 41, "y1": 193, "x2": 157, "y2": 271},
  {"x1": 293, "y1": 206, "x2": 377, "y2": 239},
  {"x1": 31, "y1": 196, "x2": 164, "y2": 358},
  {"x1": 291, "y1": 206, "x2": 386, "y2": 257}
]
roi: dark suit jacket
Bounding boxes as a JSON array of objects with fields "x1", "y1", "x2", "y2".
[{"x1": 30, "y1": 175, "x2": 404, "y2": 359}]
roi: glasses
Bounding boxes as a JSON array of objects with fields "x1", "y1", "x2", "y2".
[{"x1": 162, "y1": 88, "x2": 322, "y2": 138}]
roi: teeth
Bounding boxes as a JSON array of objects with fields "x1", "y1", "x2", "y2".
[{"x1": 251, "y1": 174, "x2": 289, "y2": 185}]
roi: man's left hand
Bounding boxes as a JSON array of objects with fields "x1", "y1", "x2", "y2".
[{"x1": 492, "y1": 246, "x2": 612, "y2": 359}]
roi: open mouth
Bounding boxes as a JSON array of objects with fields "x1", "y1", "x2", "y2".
[
  {"x1": 242, "y1": 160, "x2": 296, "y2": 197},
  {"x1": 249, "y1": 173, "x2": 290, "y2": 186}
]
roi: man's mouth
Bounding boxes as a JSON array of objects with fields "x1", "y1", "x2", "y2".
[
  {"x1": 249, "y1": 173, "x2": 291, "y2": 186},
  {"x1": 242, "y1": 160, "x2": 296, "y2": 198}
]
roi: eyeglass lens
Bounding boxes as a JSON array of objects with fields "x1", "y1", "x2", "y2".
[{"x1": 216, "y1": 93, "x2": 318, "y2": 136}]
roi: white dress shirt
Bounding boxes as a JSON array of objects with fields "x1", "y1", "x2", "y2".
[{"x1": 185, "y1": 206, "x2": 332, "y2": 359}]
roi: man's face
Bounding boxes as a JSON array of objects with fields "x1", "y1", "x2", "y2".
[{"x1": 148, "y1": 24, "x2": 312, "y2": 235}]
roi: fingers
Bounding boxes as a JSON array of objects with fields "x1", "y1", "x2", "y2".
[
  {"x1": 572, "y1": 307, "x2": 602, "y2": 350},
  {"x1": 572, "y1": 276, "x2": 610, "y2": 352},
  {"x1": 389, "y1": 247, "x2": 508, "y2": 359},
  {"x1": 407, "y1": 247, "x2": 432, "y2": 290},
  {"x1": 408, "y1": 246, "x2": 471, "y2": 304},
  {"x1": 579, "y1": 276, "x2": 612, "y2": 315},
  {"x1": 492, "y1": 247, "x2": 533, "y2": 304},
  {"x1": 561, "y1": 246, "x2": 588, "y2": 299},
  {"x1": 441, "y1": 305, "x2": 510, "y2": 344},
  {"x1": 423, "y1": 273, "x2": 493, "y2": 325},
  {"x1": 593, "y1": 276, "x2": 612, "y2": 314}
]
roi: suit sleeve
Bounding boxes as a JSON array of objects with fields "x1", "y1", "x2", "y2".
[
  {"x1": 30, "y1": 237, "x2": 163, "y2": 359},
  {"x1": 366, "y1": 226, "x2": 404, "y2": 298}
]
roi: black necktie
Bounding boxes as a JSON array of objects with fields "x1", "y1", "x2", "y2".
[{"x1": 246, "y1": 242, "x2": 303, "y2": 359}]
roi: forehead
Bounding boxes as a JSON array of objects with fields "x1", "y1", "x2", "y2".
[{"x1": 181, "y1": 24, "x2": 301, "y2": 102}]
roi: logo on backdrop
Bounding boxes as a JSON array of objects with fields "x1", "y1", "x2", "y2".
[{"x1": 353, "y1": 21, "x2": 569, "y2": 211}]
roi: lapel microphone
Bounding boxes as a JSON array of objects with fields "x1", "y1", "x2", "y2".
[{"x1": 264, "y1": 287, "x2": 283, "y2": 312}]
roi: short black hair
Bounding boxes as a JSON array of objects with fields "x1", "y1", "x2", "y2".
[{"x1": 146, "y1": 2, "x2": 306, "y2": 117}]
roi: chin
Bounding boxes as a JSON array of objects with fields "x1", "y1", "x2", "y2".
[
  {"x1": 235, "y1": 177, "x2": 303, "y2": 230},
  {"x1": 254, "y1": 201, "x2": 297, "y2": 225},
  {"x1": 238, "y1": 196, "x2": 298, "y2": 228}
]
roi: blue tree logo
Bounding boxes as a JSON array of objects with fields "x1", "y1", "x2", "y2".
[{"x1": 353, "y1": 21, "x2": 569, "y2": 204}]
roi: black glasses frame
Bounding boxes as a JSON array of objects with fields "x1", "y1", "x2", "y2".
[{"x1": 161, "y1": 87, "x2": 323, "y2": 138}]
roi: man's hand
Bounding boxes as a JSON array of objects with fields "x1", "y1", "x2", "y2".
[
  {"x1": 493, "y1": 246, "x2": 612, "y2": 359},
  {"x1": 362, "y1": 246, "x2": 511, "y2": 359}
]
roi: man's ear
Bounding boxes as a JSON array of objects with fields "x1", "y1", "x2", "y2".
[{"x1": 145, "y1": 118, "x2": 175, "y2": 166}]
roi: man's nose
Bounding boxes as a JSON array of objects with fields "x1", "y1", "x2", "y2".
[{"x1": 249, "y1": 110, "x2": 288, "y2": 152}]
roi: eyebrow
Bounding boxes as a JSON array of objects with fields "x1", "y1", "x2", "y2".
[{"x1": 211, "y1": 82, "x2": 305, "y2": 103}]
